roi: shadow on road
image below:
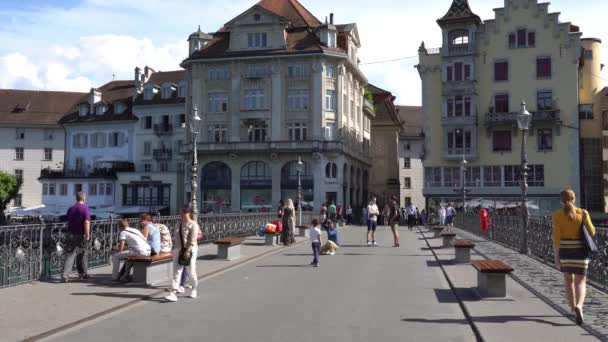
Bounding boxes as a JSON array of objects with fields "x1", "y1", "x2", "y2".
[
  {"x1": 402, "y1": 315, "x2": 576, "y2": 327},
  {"x1": 256, "y1": 265, "x2": 312, "y2": 268}
]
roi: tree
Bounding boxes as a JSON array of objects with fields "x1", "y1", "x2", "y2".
[{"x1": 0, "y1": 171, "x2": 23, "y2": 225}]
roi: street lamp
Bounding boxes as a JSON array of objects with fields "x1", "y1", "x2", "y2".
[
  {"x1": 460, "y1": 155, "x2": 468, "y2": 230},
  {"x1": 189, "y1": 105, "x2": 202, "y2": 221},
  {"x1": 296, "y1": 156, "x2": 303, "y2": 226},
  {"x1": 517, "y1": 100, "x2": 532, "y2": 254}
]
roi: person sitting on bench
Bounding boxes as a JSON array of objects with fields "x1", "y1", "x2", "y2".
[{"x1": 111, "y1": 219, "x2": 151, "y2": 282}]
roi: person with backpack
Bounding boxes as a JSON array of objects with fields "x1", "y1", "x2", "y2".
[
  {"x1": 111, "y1": 219, "x2": 151, "y2": 282},
  {"x1": 389, "y1": 196, "x2": 401, "y2": 247}
]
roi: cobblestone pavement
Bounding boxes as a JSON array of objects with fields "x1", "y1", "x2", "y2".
[{"x1": 455, "y1": 228, "x2": 608, "y2": 341}]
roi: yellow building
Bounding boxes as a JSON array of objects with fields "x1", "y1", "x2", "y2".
[{"x1": 417, "y1": 0, "x2": 594, "y2": 215}]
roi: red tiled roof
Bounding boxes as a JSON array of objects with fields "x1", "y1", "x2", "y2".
[
  {"x1": 256, "y1": 0, "x2": 321, "y2": 28},
  {"x1": 147, "y1": 70, "x2": 185, "y2": 86},
  {"x1": 0, "y1": 89, "x2": 86, "y2": 126}
]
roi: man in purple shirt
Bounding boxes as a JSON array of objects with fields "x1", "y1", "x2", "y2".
[{"x1": 61, "y1": 191, "x2": 91, "y2": 283}]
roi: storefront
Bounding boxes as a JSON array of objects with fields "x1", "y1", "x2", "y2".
[
  {"x1": 201, "y1": 162, "x2": 232, "y2": 213},
  {"x1": 240, "y1": 161, "x2": 272, "y2": 212},
  {"x1": 280, "y1": 160, "x2": 314, "y2": 210}
]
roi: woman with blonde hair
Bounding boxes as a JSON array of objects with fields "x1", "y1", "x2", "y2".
[
  {"x1": 165, "y1": 206, "x2": 200, "y2": 302},
  {"x1": 552, "y1": 188, "x2": 596, "y2": 325},
  {"x1": 281, "y1": 199, "x2": 296, "y2": 245}
]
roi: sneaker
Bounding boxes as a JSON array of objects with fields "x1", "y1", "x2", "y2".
[
  {"x1": 60, "y1": 278, "x2": 69, "y2": 283},
  {"x1": 373, "y1": 241, "x2": 378, "y2": 246},
  {"x1": 310, "y1": 261, "x2": 315, "y2": 266},
  {"x1": 78, "y1": 274, "x2": 90, "y2": 280},
  {"x1": 329, "y1": 251, "x2": 336, "y2": 255},
  {"x1": 177, "y1": 286, "x2": 185, "y2": 293},
  {"x1": 164, "y1": 292, "x2": 178, "y2": 302},
  {"x1": 185, "y1": 284, "x2": 193, "y2": 289},
  {"x1": 189, "y1": 289, "x2": 197, "y2": 299},
  {"x1": 574, "y1": 307, "x2": 584, "y2": 325},
  {"x1": 313, "y1": 263, "x2": 319, "y2": 267},
  {"x1": 119, "y1": 276, "x2": 132, "y2": 283},
  {"x1": 367, "y1": 241, "x2": 371, "y2": 246}
]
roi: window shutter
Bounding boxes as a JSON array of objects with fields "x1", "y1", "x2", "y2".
[
  {"x1": 528, "y1": 32, "x2": 535, "y2": 47},
  {"x1": 517, "y1": 29, "x2": 526, "y2": 47},
  {"x1": 455, "y1": 62, "x2": 463, "y2": 81},
  {"x1": 508, "y1": 33, "x2": 516, "y2": 48}
]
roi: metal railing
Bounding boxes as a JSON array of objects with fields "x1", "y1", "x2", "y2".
[
  {"x1": 1, "y1": 212, "x2": 319, "y2": 288},
  {"x1": 458, "y1": 211, "x2": 608, "y2": 292}
]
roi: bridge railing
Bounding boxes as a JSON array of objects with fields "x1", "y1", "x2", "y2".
[{"x1": 1, "y1": 211, "x2": 319, "y2": 288}]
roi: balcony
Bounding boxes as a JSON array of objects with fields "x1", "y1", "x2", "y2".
[
  {"x1": 39, "y1": 162, "x2": 134, "y2": 180},
  {"x1": 363, "y1": 98, "x2": 375, "y2": 117},
  {"x1": 441, "y1": 115, "x2": 477, "y2": 126},
  {"x1": 484, "y1": 110, "x2": 561, "y2": 127},
  {"x1": 153, "y1": 123, "x2": 173, "y2": 136},
  {"x1": 153, "y1": 149, "x2": 173, "y2": 160}
]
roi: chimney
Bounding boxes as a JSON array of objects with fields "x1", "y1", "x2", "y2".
[
  {"x1": 143, "y1": 66, "x2": 155, "y2": 83},
  {"x1": 330, "y1": 13, "x2": 334, "y2": 25},
  {"x1": 89, "y1": 88, "x2": 101, "y2": 114},
  {"x1": 134, "y1": 67, "x2": 143, "y2": 95}
]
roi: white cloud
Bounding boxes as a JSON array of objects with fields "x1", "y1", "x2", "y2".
[{"x1": 0, "y1": 53, "x2": 43, "y2": 89}]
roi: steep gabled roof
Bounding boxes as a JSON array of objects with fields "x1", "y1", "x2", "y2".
[
  {"x1": 256, "y1": 0, "x2": 321, "y2": 28},
  {"x1": 437, "y1": 0, "x2": 481, "y2": 26},
  {"x1": 396, "y1": 105, "x2": 423, "y2": 137},
  {"x1": 0, "y1": 89, "x2": 86, "y2": 126}
]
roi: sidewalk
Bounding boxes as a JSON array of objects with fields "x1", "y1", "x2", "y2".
[
  {"x1": 0, "y1": 235, "x2": 305, "y2": 342},
  {"x1": 418, "y1": 225, "x2": 607, "y2": 342}
]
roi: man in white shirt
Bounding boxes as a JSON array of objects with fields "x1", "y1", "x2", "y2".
[
  {"x1": 406, "y1": 202, "x2": 417, "y2": 231},
  {"x1": 309, "y1": 219, "x2": 322, "y2": 267},
  {"x1": 111, "y1": 219, "x2": 151, "y2": 281},
  {"x1": 367, "y1": 197, "x2": 380, "y2": 246}
]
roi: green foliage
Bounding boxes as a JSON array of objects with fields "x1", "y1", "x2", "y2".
[
  {"x1": 364, "y1": 89, "x2": 374, "y2": 103},
  {"x1": 0, "y1": 171, "x2": 22, "y2": 224}
]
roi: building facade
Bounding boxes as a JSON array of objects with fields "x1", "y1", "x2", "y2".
[
  {"x1": 181, "y1": 0, "x2": 372, "y2": 213},
  {"x1": 0, "y1": 89, "x2": 85, "y2": 209},
  {"x1": 397, "y1": 105, "x2": 424, "y2": 209},
  {"x1": 417, "y1": 0, "x2": 584, "y2": 215}
]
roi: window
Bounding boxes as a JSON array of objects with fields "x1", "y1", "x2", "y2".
[
  {"x1": 144, "y1": 163, "x2": 152, "y2": 173},
  {"x1": 538, "y1": 129, "x2": 553, "y2": 151},
  {"x1": 483, "y1": 166, "x2": 501, "y2": 187},
  {"x1": 424, "y1": 167, "x2": 442, "y2": 188},
  {"x1": 244, "y1": 89, "x2": 264, "y2": 110},
  {"x1": 74, "y1": 183, "x2": 82, "y2": 194},
  {"x1": 492, "y1": 130, "x2": 512, "y2": 152},
  {"x1": 14, "y1": 194, "x2": 22, "y2": 206},
  {"x1": 247, "y1": 65, "x2": 268, "y2": 78},
  {"x1": 114, "y1": 102, "x2": 125, "y2": 114},
  {"x1": 144, "y1": 116, "x2": 152, "y2": 129},
  {"x1": 44, "y1": 148, "x2": 52, "y2": 161},
  {"x1": 446, "y1": 129, "x2": 471, "y2": 155},
  {"x1": 287, "y1": 89, "x2": 310, "y2": 111},
  {"x1": 325, "y1": 163, "x2": 337, "y2": 179},
  {"x1": 89, "y1": 183, "x2": 97, "y2": 196},
  {"x1": 403, "y1": 177, "x2": 411, "y2": 189},
  {"x1": 517, "y1": 29, "x2": 526, "y2": 47},
  {"x1": 79, "y1": 104, "x2": 88, "y2": 116},
  {"x1": 325, "y1": 123, "x2": 334, "y2": 140},
  {"x1": 15, "y1": 147, "x2": 24, "y2": 160},
  {"x1": 100, "y1": 183, "x2": 112, "y2": 195},
  {"x1": 325, "y1": 64, "x2": 336, "y2": 79},
  {"x1": 536, "y1": 57, "x2": 551, "y2": 78},
  {"x1": 494, "y1": 61, "x2": 509, "y2": 81},
  {"x1": 528, "y1": 32, "x2": 536, "y2": 47},
  {"x1": 15, "y1": 128, "x2": 25, "y2": 140},
  {"x1": 75, "y1": 158, "x2": 84, "y2": 170},
  {"x1": 508, "y1": 33, "x2": 516, "y2": 48},
  {"x1": 162, "y1": 85, "x2": 173, "y2": 99},
  {"x1": 580, "y1": 104, "x2": 593, "y2": 120},
  {"x1": 247, "y1": 32, "x2": 268, "y2": 48},
  {"x1": 95, "y1": 104, "x2": 105, "y2": 115},
  {"x1": 504, "y1": 165, "x2": 520, "y2": 187},
  {"x1": 403, "y1": 158, "x2": 411, "y2": 169},
  {"x1": 179, "y1": 114, "x2": 186, "y2": 128},
  {"x1": 208, "y1": 93, "x2": 228, "y2": 113},
  {"x1": 464, "y1": 166, "x2": 481, "y2": 187},
  {"x1": 144, "y1": 142, "x2": 152, "y2": 156},
  {"x1": 443, "y1": 167, "x2": 461, "y2": 188},
  {"x1": 208, "y1": 65, "x2": 229, "y2": 80},
  {"x1": 446, "y1": 63, "x2": 472, "y2": 82},
  {"x1": 159, "y1": 162, "x2": 169, "y2": 172},
  {"x1": 14, "y1": 169, "x2": 23, "y2": 182},
  {"x1": 495, "y1": 94, "x2": 509, "y2": 113},
  {"x1": 207, "y1": 124, "x2": 228, "y2": 143},
  {"x1": 537, "y1": 91, "x2": 552, "y2": 111},
  {"x1": 91, "y1": 133, "x2": 106, "y2": 148},
  {"x1": 328, "y1": 33, "x2": 336, "y2": 48},
  {"x1": 144, "y1": 87, "x2": 154, "y2": 100},
  {"x1": 529, "y1": 165, "x2": 545, "y2": 187},
  {"x1": 509, "y1": 29, "x2": 535, "y2": 48},
  {"x1": 287, "y1": 63, "x2": 310, "y2": 78},
  {"x1": 288, "y1": 122, "x2": 307, "y2": 141},
  {"x1": 42, "y1": 183, "x2": 48, "y2": 195},
  {"x1": 108, "y1": 132, "x2": 125, "y2": 147},
  {"x1": 73, "y1": 134, "x2": 87, "y2": 148},
  {"x1": 448, "y1": 30, "x2": 469, "y2": 51},
  {"x1": 446, "y1": 96, "x2": 472, "y2": 117},
  {"x1": 584, "y1": 50, "x2": 593, "y2": 60},
  {"x1": 248, "y1": 125, "x2": 266, "y2": 142},
  {"x1": 325, "y1": 90, "x2": 336, "y2": 111},
  {"x1": 43, "y1": 129, "x2": 53, "y2": 140},
  {"x1": 178, "y1": 82, "x2": 186, "y2": 97}
]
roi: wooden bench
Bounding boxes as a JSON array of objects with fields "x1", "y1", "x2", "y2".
[
  {"x1": 214, "y1": 237, "x2": 246, "y2": 260},
  {"x1": 440, "y1": 231, "x2": 457, "y2": 248},
  {"x1": 451, "y1": 240, "x2": 475, "y2": 264},
  {"x1": 471, "y1": 260, "x2": 514, "y2": 298},
  {"x1": 432, "y1": 226, "x2": 445, "y2": 238},
  {"x1": 296, "y1": 225, "x2": 309, "y2": 237},
  {"x1": 126, "y1": 252, "x2": 173, "y2": 286},
  {"x1": 264, "y1": 232, "x2": 277, "y2": 246}
]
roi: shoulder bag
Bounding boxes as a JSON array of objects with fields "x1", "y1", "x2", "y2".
[
  {"x1": 178, "y1": 223, "x2": 192, "y2": 266},
  {"x1": 581, "y1": 210, "x2": 598, "y2": 256}
]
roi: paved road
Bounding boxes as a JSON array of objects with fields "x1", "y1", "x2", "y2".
[{"x1": 47, "y1": 226, "x2": 476, "y2": 342}]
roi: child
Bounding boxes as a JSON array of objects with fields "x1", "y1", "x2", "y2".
[{"x1": 309, "y1": 219, "x2": 322, "y2": 267}]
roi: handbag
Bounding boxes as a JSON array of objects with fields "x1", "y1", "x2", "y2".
[
  {"x1": 581, "y1": 210, "x2": 598, "y2": 256},
  {"x1": 178, "y1": 223, "x2": 192, "y2": 266}
]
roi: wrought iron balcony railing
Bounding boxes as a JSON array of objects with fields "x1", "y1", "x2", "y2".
[
  {"x1": 485, "y1": 109, "x2": 560, "y2": 126},
  {"x1": 152, "y1": 149, "x2": 173, "y2": 160},
  {"x1": 153, "y1": 123, "x2": 173, "y2": 136}
]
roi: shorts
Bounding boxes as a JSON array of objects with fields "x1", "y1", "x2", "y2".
[
  {"x1": 446, "y1": 216, "x2": 454, "y2": 224},
  {"x1": 367, "y1": 219, "x2": 377, "y2": 231}
]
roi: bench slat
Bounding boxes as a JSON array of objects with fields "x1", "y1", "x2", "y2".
[
  {"x1": 214, "y1": 237, "x2": 246, "y2": 245},
  {"x1": 452, "y1": 240, "x2": 475, "y2": 248},
  {"x1": 127, "y1": 252, "x2": 173, "y2": 263},
  {"x1": 471, "y1": 260, "x2": 513, "y2": 274}
]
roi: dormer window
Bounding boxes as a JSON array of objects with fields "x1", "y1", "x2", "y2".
[
  {"x1": 178, "y1": 81, "x2": 186, "y2": 97},
  {"x1": 144, "y1": 86, "x2": 154, "y2": 100},
  {"x1": 79, "y1": 104, "x2": 88, "y2": 116},
  {"x1": 448, "y1": 30, "x2": 469, "y2": 52},
  {"x1": 95, "y1": 104, "x2": 106, "y2": 116},
  {"x1": 161, "y1": 83, "x2": 174, "y2": 99},
  {"x1": 114, "y1": 102, "x2": 125, "y2": 114},
  {"x1": 247, "y1": 32, "x2": 267, "y2": 48},
  {"x1": 328, "y1": 33, "x2": 336, "y2": 48}
]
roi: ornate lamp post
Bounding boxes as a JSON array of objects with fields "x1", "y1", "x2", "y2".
[
  {"x1": 460, "y1": 155, "x2": 468, "y2": 230},
  {"x1": 296, "y1": 156, "x2": 303, "y2": 226},
  {"x1": 189, "y1": 105, "x2": 202, "y2": 221},
  {"x1": 517, "y1": 101, "x2": 532, "y2": 254}
]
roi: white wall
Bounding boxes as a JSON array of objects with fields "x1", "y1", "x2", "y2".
[
  {"x1": 65, "y1": 122, "x2": 135, "y2": 169},
  {"x1": 41, "y1": 180, "x2": 115, "y2": 211}
]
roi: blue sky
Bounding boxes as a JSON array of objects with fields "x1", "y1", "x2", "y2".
[{"x1": 1, "y1": 0, "x2": 607, "y2": 105}]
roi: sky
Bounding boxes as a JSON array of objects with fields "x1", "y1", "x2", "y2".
[{"x1": 1, "y1": 0, "x2": 607, "y2": 105}]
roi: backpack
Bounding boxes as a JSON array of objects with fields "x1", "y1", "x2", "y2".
[{"x1": 157, "y1": 223, "x2": 172, "y2": 253}]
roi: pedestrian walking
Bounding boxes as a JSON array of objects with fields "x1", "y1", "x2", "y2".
[
  {"x1": 389, "y1": 196, "x2": 401, "y2": 247},
  {"x1": 552, "y1": 188, "x2": 596, "y2": 325},
  {"x1": 61, "y1": 191, "x2": 91, "y2": 283},
  {"x1": 140, "y1": 213, "x2": 160, "y2": 255},
  {"x1": 165, "y1": 207, "x2": 200, "y2": 302},
  {"x1": 346, "y1": 206, "x2": 353, "y2": 225},
  {"x1": 421, "y1": 209, "x2": 428, "y2": 224},
  {"x1": 439, "y1": 205, "x2": 447, "y2": 226},
  {"x1": 406, "y1": 202, "x2": 417, "y2": 231},
  {"x1": 446, "y1": 204, "x2": 456, "y2": 228},
  {"x1": 329, "y1": 201, "x2": 337, "y2": 222},
  {"x1": 281, "y1": 199, "x2": 296, "y2": 245},
  {"x1": 320, "y1": 202, "x2": 328, "y2": 220},
  {"x1": 111, "y1": 219, "x2": 151, "y2": 282},
  {"x1": 367, "y1": 197, "x2": 379, "y2": 246},
  {"x1": 309, "y1": 219, "x2": 322, "y2": 267}
]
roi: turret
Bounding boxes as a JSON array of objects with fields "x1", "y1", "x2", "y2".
[{"x1": 188, "y1": 25, "x2": 213, "y2": 56}]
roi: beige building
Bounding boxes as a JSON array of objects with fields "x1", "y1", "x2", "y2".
[
  {"x1": 397, "y1": 106, "x2": 424, "y2": 209},
  {"x1": 181, "y1": 0, "x2": 372, "y2": 213},
  {"x1": 417, "y1": 0, "x2": 586, "y2": 215},
  {"x1": 0, "y1": 89, "x2": 84, "y2": 209}
]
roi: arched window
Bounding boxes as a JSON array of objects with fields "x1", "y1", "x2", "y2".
[
  {"x1": 449, "y1": 30, "x2": 469, "y2": 51},
  {"x1": 241, "y1": 161, "x2": 271, "y2": 181},
  {"x1": 325, "y1": 163, "x2": 337, "y2": 179}
]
